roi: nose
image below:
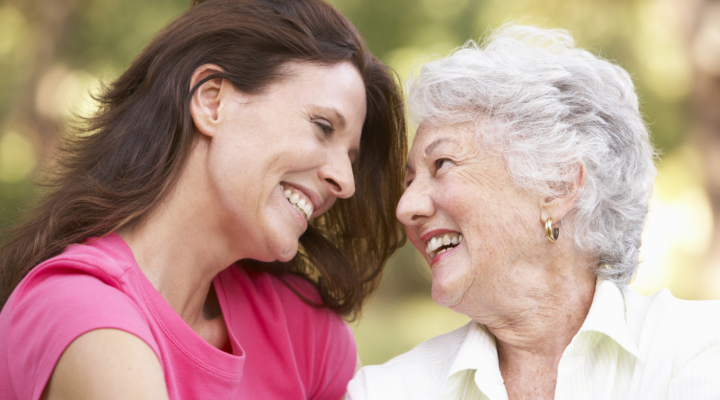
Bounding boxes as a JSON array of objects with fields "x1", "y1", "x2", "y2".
[
  {"x1": 319, "y1": 151, "x2": 356, "y2": 199},
  {"x1": 396, "y1": 179, "x2": 434, "y2": 227}
]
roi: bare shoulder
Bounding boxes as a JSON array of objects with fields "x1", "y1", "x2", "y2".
[{"x1": 41, "y1": 329, "x2": 168, "y2": 400}]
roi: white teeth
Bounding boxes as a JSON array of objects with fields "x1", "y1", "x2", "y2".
[
  {"x1": 295, "y1": 204, "x2": 309, "y2": 219},
  {"x1": 290, "y1": 202, "x2": 311, "y2": 220},
  {"x1": 282, "y1": 185, "x2": 313, "y2": 220},
  {"x1": 425, "y1": 232, "x2": 462, "y2": 257}
]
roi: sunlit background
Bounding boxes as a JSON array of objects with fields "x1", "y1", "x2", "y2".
[{"x1": 1, "y1": 0, "x2": 719, "y2": 366}]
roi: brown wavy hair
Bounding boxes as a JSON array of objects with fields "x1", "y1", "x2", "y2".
[{"x1": 0, "y1": 0, "x2": 407, "y2": 318}]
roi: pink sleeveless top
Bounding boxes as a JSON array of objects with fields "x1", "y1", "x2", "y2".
[{"x1": 0, "y1": 233, "x2": 356, "y2": 400}]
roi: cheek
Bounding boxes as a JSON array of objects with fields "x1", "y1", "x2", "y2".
[
  {"x1": 437, "y1": 178, "x2": 536, "y2": 263},
  {"x1": 314, "y1": 196, "x2": 337, "y2": 218},
  {"x1": 405, "y1": 226, "x2": 424, "y2": 252},
  {"x1": 435, "y1": 177, "x2": 500, "y2": 230}
]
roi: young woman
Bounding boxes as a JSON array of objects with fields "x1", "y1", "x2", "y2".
[{"x1": 0, "y1": 0, "x2": 407, "y2": 399}]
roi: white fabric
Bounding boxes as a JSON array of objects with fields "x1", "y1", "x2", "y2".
[{"x1": 347, "y1": 279, "x2": 720, "y2": 399}]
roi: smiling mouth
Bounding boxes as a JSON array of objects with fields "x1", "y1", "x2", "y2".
[
  {"x1": 426, "y1": 233, "x2": 463, "y2": 258},
  {"x1": 280, "y1": 184, "x2": 313, "y2": 220}
]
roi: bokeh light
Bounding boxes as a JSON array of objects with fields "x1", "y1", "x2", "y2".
[{"x1": 0, "y1": 0, "x2": 717, "y2": 367}]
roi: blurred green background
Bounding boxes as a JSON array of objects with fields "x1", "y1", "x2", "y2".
[{"x1": 1, "y1": 0, "x2": 719, "y2": 366}]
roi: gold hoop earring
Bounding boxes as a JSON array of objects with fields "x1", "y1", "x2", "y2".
[{"x1": 545, "y1": 218, "x2": 559, "y2": 242}]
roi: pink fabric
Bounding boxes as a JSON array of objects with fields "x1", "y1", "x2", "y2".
[{"x1": 0, "y1": 233, "x2": 356, "y2": 400}]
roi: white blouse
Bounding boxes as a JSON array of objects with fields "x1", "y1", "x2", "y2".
[{"x1": 347, "y1": 279, "x2": 720, "y2": 400}]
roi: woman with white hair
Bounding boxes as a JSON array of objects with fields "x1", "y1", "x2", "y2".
[{"x1": 347, "y1": 25, "x2": 720, "y2": 399}]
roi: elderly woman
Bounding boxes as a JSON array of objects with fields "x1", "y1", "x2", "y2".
[{"x1": 347, "y1": 25, "x2": 720, "y2": 399}]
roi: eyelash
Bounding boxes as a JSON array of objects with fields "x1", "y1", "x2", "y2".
[
  {"x1": 435, "y1": 158, "x2": 452, "y2": 171},
  {"x1": 404, "y1": 158, "x2": 451, "y2": 187},
  {"x1": 314, "y1": 120, "x2": 334, "y2": 136}
]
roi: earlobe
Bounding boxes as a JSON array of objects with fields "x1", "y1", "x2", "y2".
[{"x1": 189, "y1": 64, "x2": 227, "y2": 138}]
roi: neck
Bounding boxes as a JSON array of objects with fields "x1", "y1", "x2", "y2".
[
  {"x1": 487, "y1": 265, "x2": 595, "y2": 357},
  {"x1": 457, "y1": 246, "x2": 597, "y2": 397},
  {"x1": 118, "y1": 212, "x2": 233, "y2": 326},
  {"x1": 117, "y1": 146, "x2": 241, "y2": 327}
]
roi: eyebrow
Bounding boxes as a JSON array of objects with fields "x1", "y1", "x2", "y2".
[
  {"x1": 405, "y1": 137, "x2": 460, "y2": 172},
  {"x1": 424, "y1": 137, "x2": 459, "y2": 157}
]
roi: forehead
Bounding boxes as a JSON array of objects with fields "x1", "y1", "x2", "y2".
[
  {"x1": 258, "y1": 61, "x2": 367, "y2": 126},
  {"x1": 410, "y1": 122, "x2": 476, "y2": 157},
  {"x1": 275, "y1": 62, "x2": 365, "y2": 101}
]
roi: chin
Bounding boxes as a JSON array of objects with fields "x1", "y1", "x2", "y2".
[
  {"x1": 260, "y1": 219, "x2": 303, "y2": 262},
  {"x1": 272, "y1": 240, "x2": 299, "y2": 263},
  {"x1": 245, "y1": 235, "x2": 299, "y2": 263},
  {"x1": 429, "y1": 264, "x2": 471, "y2": 309},
  {"x1": 431, "y1": 282, "x2": 462, "y2": 308}
]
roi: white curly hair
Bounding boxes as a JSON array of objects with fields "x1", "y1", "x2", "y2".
[{"x1": 407, "y1": 24, "x2": 657, "y2": 284}]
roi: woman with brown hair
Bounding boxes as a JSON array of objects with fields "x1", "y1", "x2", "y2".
[{"x1": 0, "y1": 0, "x2": 406, "y2": 398}]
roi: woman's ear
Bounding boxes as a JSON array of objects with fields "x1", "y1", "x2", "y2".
[
  {"x1": 539, "y1": 162, "x2": 587, "y2": 223},
  {"x1": 189, "y1": 64, "x2": 229, "y2": 138}
]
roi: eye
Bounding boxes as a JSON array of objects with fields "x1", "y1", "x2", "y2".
[
  {"x1": 314, "y1": 119, "x2": 334, "y2": 136},
  {"x1": 404, "y1": 171, "x2": 415, "y2": 188},
  {"x1": 435, "y1": 158, "x2": 453, "y2": 171}
]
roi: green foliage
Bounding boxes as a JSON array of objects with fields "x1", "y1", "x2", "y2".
[
  {"x1": 59, "y1": 0, "x2": 189, "y2": 70},
  {"x1": 0, "y1": 0, "x2": 700, "y2": 364}
]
